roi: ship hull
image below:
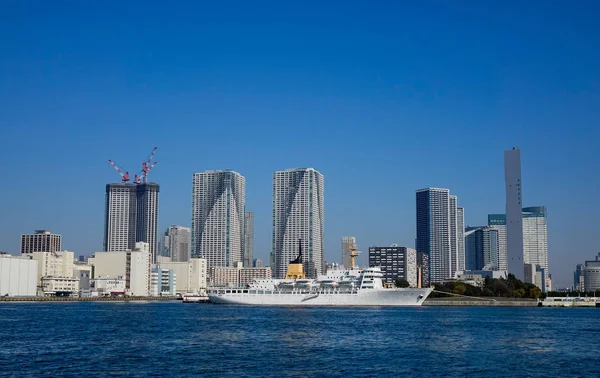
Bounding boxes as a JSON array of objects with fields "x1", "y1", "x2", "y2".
[{"x1": 208, "y1": 288, "x2": 433, "y2": 306}]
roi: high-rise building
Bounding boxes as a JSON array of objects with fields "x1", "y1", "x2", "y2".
[
  {"x1": 582, "y1": 253, "x2": 600, "y2": 292},
  {"x1": 272, "y1": 168, "x2": 324, "y2": 279},
  {"x1": 253, "y1": 258, "x2": 264, "y2": 268},
  {"x1": 457, "y1": 208, "x2": 465, "y2": 272},
  {"x1": 20, "y1": 230, "x2": 62, "y2": 255},
  {"x1": 489, "y1": 207, "x2": 548, "y2": 283},
  {"x1": 416, "y1": 188, "x2": 461, "y2": 283},
  {"x1": 487, "y1": 214, "x2": 508, "y2": 271},
  {"x1": 243, "y1": 212, "x2": 254, "y2": 268},
  {"x1": 574, "y1": 264, "x2": 584, "y2": 292},
  {"x1": 103, "y1": 183, "x2": 159, "y2": 262},
  {"x1": 368, "y1": 245, "x2": 417, "y2": 287},
  {"x1": 341, "y1": 236, "x2": 357, "y2": 269},
  {"x1": 464, "y1": 226, "x2": 500, "y2": 271},
  {"x1": 161, "y1": 226, "x2": 191, "y2": 262},
  {"x1": 191, "y1": 170, "x2": 245, "y2": 268},
  {"x1": 505, "y1": 148, "x2": 524, "y2": 280}
]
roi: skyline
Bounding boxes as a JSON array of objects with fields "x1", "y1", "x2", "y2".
[{"x1": 1, "y1": 2, "x2": 600, "y2": 288}]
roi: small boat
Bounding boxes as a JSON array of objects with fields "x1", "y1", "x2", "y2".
[{"x1": 182, "y1": 293, "x2": 209, "y2": 303}]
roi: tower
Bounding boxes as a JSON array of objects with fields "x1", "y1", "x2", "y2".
[
  {"x1": 272, "y1": 168, "x2": 324, "y2": 279},
  {"x1": 243, "y1": 212, "x2": 254, "y2": 268},
  {"x1": 505, "y1": 148, "x2": 524, "y2": 280}
]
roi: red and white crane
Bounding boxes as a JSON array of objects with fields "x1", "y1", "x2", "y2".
[
  {"x1": 139, "y1": 146, "x2": 158, "y2": 183},
  {"x1": 108, "y1": 160, "x2": 130, "y2": 183}
]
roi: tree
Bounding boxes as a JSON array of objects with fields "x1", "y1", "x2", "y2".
[
  {"x1": 395, "y1": 279, "x2": 410, "y2": 288},
  {"x1": 452, "y1": 283, "x2": 467, "y2": 295},
  {"x1": 529, "y1": 287, "x2": 542, "y2": 299},
  {"x1": 515, "y1": 288, "x2": 526, "y2": 298}
]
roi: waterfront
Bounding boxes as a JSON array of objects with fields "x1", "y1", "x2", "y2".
[{"x1": 1, "y1": 303, "x2": 599, "y2": 377}]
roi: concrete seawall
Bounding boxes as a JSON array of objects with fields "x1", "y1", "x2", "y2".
[
  {"x1": 0, "y1": 296, "x2": 179, "y2": 302},
  {"x1": 424, "y1": 298, "x2": 538, "y2": 306}
]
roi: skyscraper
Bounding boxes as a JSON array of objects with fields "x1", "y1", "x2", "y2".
[
  {"x1": 103, "y1": 183, "x2": 159, "y2": 261},
  {"x1": 416, "y1": 188, "x2": 461, "y2": 283},
  {"x1": 20, "y1": 230, "x2": 62, "y2": 254},
  {"x1": 505, "y1": 148, "x2": 524, "y2": 280},
  {"x1": 487, "y1": 214, "x2": 508, "y2": 271},
  {"x1": 464, "y1": 226, "x2": 500, "y2": 270},
  {"x1": 191, "y1": 170, "x2": 245, "y2": 268},
  {"x1": 161, "y1": 225, "x2": 191, "y2": 262},
  {"x1": 341, "y1": 236, "x2": 357, "y2": 269},
  {"x1": 243, "y1": 212, "x2": 254, "y2": 268},
  {"x1": 272, "y1": 168, "x2": 324, "y2": 279},
  {"x1": 457, "y1": 207, "x2": 465, "y2": 272}
]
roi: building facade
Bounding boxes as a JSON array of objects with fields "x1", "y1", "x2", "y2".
[
  {"x1": 341, "y1": 236, "x2": 357, "y2": 269},
  {"x1": 574, "y1": 264, "x2": 584, "y2": 292},
  {"x1": 505, "y1": 148, "x2": 525, "y2": 280},
  {"x1": 20, "y1": 230, "x2": 62, "y2": 255},
  {"x1": 368, "y1": 246, "x2": 417, "y2": 287},
  {"x1": 582, "y1": 253, "x2": 600, "y2": 292},
  {"x1": 161, "y1": 225, "x2": 191, "y2": 262},
  {"x1": 253, "y1": 258, "x2": 264, "y2": 268},
  {"x1": 272, "y1": 168, "x2": 324, "y2": 279},
  {"x1": 488, "y1": 214, "x2": 508, "y2": 271},
  {"x1": 239, "y1": 267, "x2": 272, "y2": 286},
  {"x1": 0, "y1": 255, "x2": 37, "y2": 296},
  {"x1": 457, "y1": 208, "x2": 465, "y2": 272},
  {"x1": 464, "y1": 226, "x2": 500, "y2": 271},
  {"x1": 416, "y1": 188, "x2": 461, "y2": 283},
  {"x1": 157, "y1": 258, "x2": 207, "y2": 294},
  {"x1": 243, "y1": 212, "x2": 254, "y2": 268},
  {"x1": 191, "y1": 170, "x2": 245, "y2": 268},
  {"x1": 26, "y1": 250, "x2": 75, "y2": 289},
  {"x1": 103, "y1": 183, "x2": 160, "y2": 262},
  {"x1": 150, "y1": 267, "x2": 176, "y2": 296}
]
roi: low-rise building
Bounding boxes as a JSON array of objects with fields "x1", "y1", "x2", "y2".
[
  {"x1": 239, "y1": 267, "x2": 271, "y2": 286},
  {"x1": 41, "y1": 276, "x2": 79, "y2": 296},
  {"x1": 157, "y1": 258, "x2": 207, "y2": 294},
  {"x1": 0, "y1": 254, "x2": 37, "y2": 296},
  {"x1": 90, "y1": 277, "x2": 126, "y2": 296},
  {"x1": 368, "y1": 245, "x2": 417, "y2": 287},
  {"x1": 150, "y1": 267, "x2": 176, "y2": 296},
  {"x1": 25, "y1": 250, "x2": 75, "y2": 288},
  {"x1": 455, "y1": 270, "x2": 507, "y2": 287},
  {"x1": 210, "y1": 267, "x2": 239, "y2": 287}
]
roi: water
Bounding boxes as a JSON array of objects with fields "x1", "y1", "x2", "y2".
[{"x1": 0, "y1": 302, "x2": 598, "y2": 377}]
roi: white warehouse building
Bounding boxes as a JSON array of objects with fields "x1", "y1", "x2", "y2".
[{"x1": 0, "y1": 254, "x2": 38, "y2": 296}]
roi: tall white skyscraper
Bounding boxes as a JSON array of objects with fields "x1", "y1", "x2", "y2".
[
  {"x1": 103, "y1": 183, "x2": 159, "y2": 262},
  {"x1": 161, "y1": 225, "x2": 191, "y2": 262},
  {"x1": 243, "y1": 212, "x2": 254, "y2": 268},
  {"x1": 191, "y1": 170, "x2": 245, "y2": 268},
  {"x1": 505, "y1": 148, "x2": 524, "y2": 280},
  {"x1": 457, "y1": 207, "x2": 465, "y2": 272},
  {"x1": 416, "y1": 188, "x2": 462, "y2": 283},
  {"x1": 341, "y1": 236, "x2": 357, "y2": 269},
  {"x1": 272, "y1": 168, "x2": 324, "y2": 279},
  {"x1": 522, "y1": 207, "x2": 548, "y2": 275}
]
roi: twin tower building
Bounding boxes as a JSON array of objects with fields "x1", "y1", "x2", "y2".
[{"x1": 104, "y1": 168, "x2": 324, "y2": 279}]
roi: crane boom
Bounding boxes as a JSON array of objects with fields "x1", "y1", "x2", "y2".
[{"x1": 108, "y1": 160, "x2": 130, "y2": 183}]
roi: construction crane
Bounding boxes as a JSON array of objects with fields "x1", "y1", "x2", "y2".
[
  {"x1": 139, "y1": 146, "x2": 158, "y2": 183},
  {"x1": 108, "y1": 160, "x2": 130, "y2": 183}
]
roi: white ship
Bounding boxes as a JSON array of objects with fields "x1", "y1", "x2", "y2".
[{"x1": 208, "y1": 241, "x2": 432, "y2": 306}]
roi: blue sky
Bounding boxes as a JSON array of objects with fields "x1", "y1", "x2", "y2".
[{"x1": 1, "y1": 1, "x2": 598, "y2": 288}]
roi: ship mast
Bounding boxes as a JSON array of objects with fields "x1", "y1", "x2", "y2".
[{"x1": 349, "y1": 243, "x2": 360, "y2": 270}]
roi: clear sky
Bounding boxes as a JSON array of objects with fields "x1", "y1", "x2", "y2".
[{"x1": 1, "y1": 1, "x2": 598, "y2": 288}]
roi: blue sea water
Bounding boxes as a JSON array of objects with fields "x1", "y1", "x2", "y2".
[{"x1": 0, "y1": 302, "x2": 599, "y2": 377}]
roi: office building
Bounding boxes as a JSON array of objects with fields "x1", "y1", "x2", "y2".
[
  {"x1": 272, "y1": 168, "x2": 324, "y2": 279},
  {"x1": 524, "y1": 263, "x2": 546, "y2": 293},
  {"x1": 368, "y1": 246, "x2": 417, "y2": 287},
  {"x1": 157, "y1": 258, "x2": 207, "y2": 295},
  {"x1": 0, "y1": 254, "x2": 37, "y2": 296},
  {"x1": 457, "y1": 208, "x2": 465, "y2": 271},
  {"x1": 20, "y1": 230, "x2": 61, "y2": 255},
  {"x1": 487, "y1": 214, "x2": 508, "y2": 271},
  {"x1": 505, "y1": 148, "x2": 524, "y2": 280},
  {"x1": 191, "y1": 170, "x2": 245, "y2": 268},
  {"x1": 244, "y1": 212, "x2": 254, "y2": 268},
  {"x1": 416, "y1": 188, "x2": 461, "y2": 283},
  {"x1": 574, "y1": 264, "x2": 584, "y2": 292},
  {"x1": 150, "y1": 267, "x2": 176, "y2": 296},
  {"x1": 160, "y1": 226, "x2": 191, "y2": 262},
  {"x1": 341, "y1": 236, "x2": 357, "y2": 269},
  {"x1": 582, "y1": 253, "x2": 600, "y2": 291},
  {"x1": 488, "y1": 207, "x2": 548, "y2": 283},
  {"x1": 88, "y1": 242, "x2": 151, "y2": 296},
  {"x1": 103, "y1": 183, "x2": 160, "y2": 262},
  {"x1": 464, "y1": 226, "x2": 500, "y2": 271}
]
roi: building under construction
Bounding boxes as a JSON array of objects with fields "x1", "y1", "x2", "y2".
[{"x1": 103, "y1": 147, "x2": 160, "y2": 262}]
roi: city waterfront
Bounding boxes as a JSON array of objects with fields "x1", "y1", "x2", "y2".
[{"x1": 1, "y1": 303, "x2": 598, "y2": 377}]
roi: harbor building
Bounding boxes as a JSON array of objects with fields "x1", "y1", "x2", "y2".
[
  {"x1": 368, "y1": 245, "x2": 417, "y2": 287},
  {"x1": 341, "y1": 236, "x2": 357, "y2": 269},
  {"x1": 243, "y1": 212, "x2": 254, "y2": 268},
  {"x1": 25, "y1": 250, "x2": 75, "y2": 290},
  {"x1": 0, "y1": 254, "x2": 38, "y2": 296},
  {"x1": 41, "y1": 277, "x2": 80, "y2": 296},
  {"x1": 157, "y1": 258, "x2": 207, "y2": 295},
  {"x1": 20, "y1": 230, "x2": 61, "y2": 255},
  {"x1": 464, "y1": 226, "x2": 500, "y2": 271},
  {"x1": 90, "y1": 277, "x2": 126, "y2": 296},
  {"x1": 160, "y1": 225, "x2": 191, "y2": 262},
  {"x1": 505, "y1": 148, "x2": 525, "y2": 280},
  {"x1": 150, "y1": 267, "x2": 176, "y2": 296},
  {"x1": 582, "y1": 253, "x2": 600, "y2": 291},
  {"x1": 191, "y1": 170, "x2": 245, "y2": 268},
  {"x1": 88, "y1": 242, "x2": 151, "y2": 296},
  {"x1": 103, "y1": 183, "x2": 160, "y2": 262},
  {"x1": 272, "y1": 168, "x2": 324, "y2": 279},
  {"x1": 416, "y1": 188, "x2": 462, "y2": 283}
]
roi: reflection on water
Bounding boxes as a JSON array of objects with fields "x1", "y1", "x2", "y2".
[{"x1": 0, "y1": 303, "x2": 598, "y2": 377}]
